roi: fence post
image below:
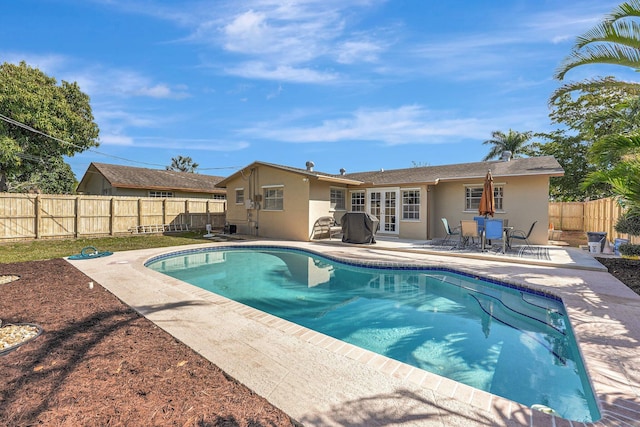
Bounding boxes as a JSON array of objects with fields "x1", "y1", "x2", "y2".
[
  {"x1": 34, "y1": 195, "x2": 41, "y2": 239},
  {"x1": 74, "y1": 196, "x2": 80, "y2": 238},
  {"x1": 185, "y1": 199, "x2": 190, "y2": 227},
  {"x1": 109, "y1": 197, "x2": 115, "y2": 236},
  {"x1": 162, "y1": 198, "x2": 167, "y2": 226},
  {"x1": 138, "y1": 198, "x2": 143, "y2": 229}
]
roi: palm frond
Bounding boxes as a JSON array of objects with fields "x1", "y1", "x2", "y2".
[
  {"x1": 556, "y1": 45, "x2": 640, "y2": 80},
  {"x1": 575, "y1": 20, "x2": 640, "y2": 49},
  {"x1": 549, "y1": 78, "x2": 640, "y2": 104},
  {"x1": 591, "y1": 134, "x2": 640, "y2": 165},
  {"x1": 606, "y1": 0, "x2": 640, "y2": 22}
]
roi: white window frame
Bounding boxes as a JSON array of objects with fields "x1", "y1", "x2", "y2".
[
  {"x1": 350, "y1": 190, "x2": 365, "y2": 212},
  {"x1": 235, "y1": 188, "x2": 244, "y2": 205},
  {"x1": 464, "y1": 183, "x2": 504, "y2": 212},
  {"x1": 149, "y1": 191, "x2": 173, "y2": 198},
  {"x1": 330, "y1": 187, "x2": 346, "y2": 211},
  {"x1": 262, "y1": 185, "x2": 284, "y2": 211},
  {"x1": 401, "y1": 188, "x2": 420, "y2": 221},
  {"x1": 367, "y1": 187, "x2": 399, "y2": 234}
]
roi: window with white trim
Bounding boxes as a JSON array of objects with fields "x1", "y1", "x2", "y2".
[
  {"x1": 149, "y1": 191, "x2": 173, "y2": 198},
  {"x1": 235, "y1": 188, "x2": 244, "y2": 204},
  {"x1": 465, "y1": 185, "x2": 503, "y2": 211},
  {"x1": 350, "y1": 191, "x2": 365, "y2": 212},
  {"x1": 213, "y1": 194, "x2": 226, "y2": 200},
  {"x1": 263, "y1": 186, "x2": 284, "y2": 210},
  {"x1": 402, "y1": 189, "x2": 420, "y2": 220},
  {"x1": 330, "y1": 188, "x2": 346, "y2": 210}
]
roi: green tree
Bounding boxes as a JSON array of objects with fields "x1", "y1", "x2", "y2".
[
  {"x1": 549, "y1": 79, "x2": 640, "y2": 137},
  {"x1": 528, "y1": 131, "x2": 609, "y2": 201},
  {"x1": 481, "y1": 129, "x2": 533, "y2": 161},
  {"x1": 167, "y1": 155, "x2": 199, "y2": 173},
  {"x1": 551, "y1": 1, "x2": 640, "y2": 216},
  {"x1": 584, "y1": 134, "x2": 640, "y2": 207},
  {"x1": 0, "y1": 61, "x2": 99, "y2": 193}
]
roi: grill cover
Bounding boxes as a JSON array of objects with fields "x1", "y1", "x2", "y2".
[{"x1": 341, "y1": 212, "x2": 379, "y2": 244}]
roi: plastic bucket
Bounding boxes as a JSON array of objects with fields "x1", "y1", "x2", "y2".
[
  {"x1": 588, "y1": 242, "x2": 601, "y2": 254},
  {"x1": 587, "y1": 232, "x2": 607, "y2": 251}
]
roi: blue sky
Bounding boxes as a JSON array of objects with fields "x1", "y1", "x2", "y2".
[{"x1": 1, "y1": 0, "x2": 623, "y2": 179}]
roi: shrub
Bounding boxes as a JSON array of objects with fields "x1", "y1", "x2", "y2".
[
  {"x1": 615, "y1": 214, "x2": 640, "y2": 237},
  {"x1": 619, "y1": 243, "x2": 640, "y2": 257}
]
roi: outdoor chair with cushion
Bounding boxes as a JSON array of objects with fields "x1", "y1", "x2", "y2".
[
  {"x1": 483, "y1": 219, "x2": 506, "y2": 253},
  {"x1": 440, "y1": 217, "x2": 461, "y2": 246},
  {"x1": 509, "y1": 221, "x2": 537, "y2": 253}
]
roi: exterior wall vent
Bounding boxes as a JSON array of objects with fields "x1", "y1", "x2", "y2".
[
  {"x1": 340, "y1": 168, "x2": 346, "y2": 175},
  {"x1": 305, "y1": 161, "x2": 315, "y2": 171},
  {"x1": 502, "y1": 151, "x2": 512, "y2": 161}
]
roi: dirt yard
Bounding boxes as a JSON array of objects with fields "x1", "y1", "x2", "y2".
[{"x1": 0, "y1": 259, "x2": 298, "y2": 427}]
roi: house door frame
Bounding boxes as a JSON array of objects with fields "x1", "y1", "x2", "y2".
[{"x1": 368, "y1": 188, "x2": 399, "y2": 234}]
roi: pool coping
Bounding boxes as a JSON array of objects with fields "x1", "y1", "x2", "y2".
[{"x1": 67, "y1": 240, "x2": 640, "y2": 427}]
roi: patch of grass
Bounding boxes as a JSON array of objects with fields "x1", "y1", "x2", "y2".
[{"x1": 0, "y1": 232, "x2": 210, "y2": 263}]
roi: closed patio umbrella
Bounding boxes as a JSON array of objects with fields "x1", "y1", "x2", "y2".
[{"x1": 478, "y1": 170, "x2": 495, "y2": 218}]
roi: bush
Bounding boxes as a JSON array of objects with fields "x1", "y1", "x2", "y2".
[
  {"x1": 619, "y1": 243, "x2": 640, "y2": 257},
  {"x1": 615, "y1": 214, "x2": 640, "y2": 237}
]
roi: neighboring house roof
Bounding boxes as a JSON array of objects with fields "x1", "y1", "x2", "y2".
[
  {"x1": 340, "y1": 156, "x2": 564, "y2": 186},
  {"x1": 215, "y1": 161, "x2": 363, "y2": 188},
  {"x1": 77, "y1": 162, "x2": 226, "y2": 194},
  {"x1": 216, "y1": 156, "x2": 564, "y2": 188}
]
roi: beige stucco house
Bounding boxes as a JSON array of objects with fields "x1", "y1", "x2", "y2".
[
  {"x1": 215, "y1": 156, "x2": 564, "y2": 245},
  {"x1": 77, "y1": 162, "x2": 226, "y2": 199}
]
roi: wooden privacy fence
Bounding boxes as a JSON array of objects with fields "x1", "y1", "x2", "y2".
[
  {"x1": 549, "y1": 197, "x2": 639, "y2": 244},
  {"x1": 0, "y1": 193, "x2": 226, "y2": 241}
]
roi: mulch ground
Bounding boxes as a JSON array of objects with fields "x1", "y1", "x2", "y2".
[{"x1": 0, "y1": 259, "x2": 298, "y2": 427}]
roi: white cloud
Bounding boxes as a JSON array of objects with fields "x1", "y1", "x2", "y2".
[
  {"x1": 1, "y1": 52, "x2": 69, "y2": 75},
  {"x1": 242, "y1": 105, "x2": 494, "y2": 145},
  {"x1": 335, "y1": 40, "x2": 384, "y2": 64},
  {"x1": 225, "y1": 61, "x2": 340, "y2": 83},
  {"x1": 99, "y1": 134, "x2": 134, "y2": 146},
  {"x1": 70, "y1": 67, "x2": 190, "y2": 99},
  {"x1": 133, "y1": 137, "x2": 250, "y2": 151}
]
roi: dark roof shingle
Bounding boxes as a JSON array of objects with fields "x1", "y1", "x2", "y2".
[
  {"x1": 81, "y1": 163, "x2": 225, "y2": 193},
  {"x1": 339, "y1": 156, "x2": 564, "y2": 185}
]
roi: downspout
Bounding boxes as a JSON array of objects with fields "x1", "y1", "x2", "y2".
[{"x1": 428, "y1": 178, "x2": 440, "y2": 240}]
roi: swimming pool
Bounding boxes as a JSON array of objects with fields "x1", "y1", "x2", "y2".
[{"x1": 146, "y1": 246, "x2": 600, "y2": 422}]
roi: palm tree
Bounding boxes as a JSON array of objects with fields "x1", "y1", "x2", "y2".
[
  {"x1": 481, "y1": 130, "x2": 533, "y2": 161},
  {"x1": 584, "y1": 134, "x2": 640, "y2": 211},
  {"x1": 166, "y1": 155, "x2": 199, "y2": 173},
  {"x1": 552, "y1": 1, "x2": 640, "y2": 101}
]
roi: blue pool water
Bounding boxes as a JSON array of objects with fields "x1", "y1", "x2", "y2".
[{"x1": 146, "y1": 246, "x2": 600, "y2": 422}]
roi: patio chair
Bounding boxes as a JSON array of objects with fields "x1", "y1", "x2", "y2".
[
  {"x1": 460, "y1": 220, "x2": 481, "y2": 249},
  {"x1": 311, "y1": 216, "x2": 341, "y2": 240},
  {"x1": 508, "y1": 221, "x2": 537, "y2": 253},
  {"x1": 483, "y1": 219, "x2": 506, "y2": 253},
  {"x1": 473, "y1": 216, "x2": 486, "y2": 236},
  {"x1": 440, "y1": 217, "x2": 460, "y2": 246}
]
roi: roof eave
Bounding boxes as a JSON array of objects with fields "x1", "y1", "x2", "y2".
[{"x1": 316, "y1": 175, "x2": 363, "y2": 185}]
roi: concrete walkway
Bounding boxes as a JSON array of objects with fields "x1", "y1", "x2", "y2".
[{"x1": 67, "y1": 240, "x2": 640, "y2": 426}]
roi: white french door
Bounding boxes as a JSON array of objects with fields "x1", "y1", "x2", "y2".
[{"x1": 368, "y1": 189, "x2": 399, "y2": 234}]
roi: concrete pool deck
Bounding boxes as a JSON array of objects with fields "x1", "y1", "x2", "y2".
[{"x1": 67, "y1": 240, "x2": 640, "y2": 426}]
